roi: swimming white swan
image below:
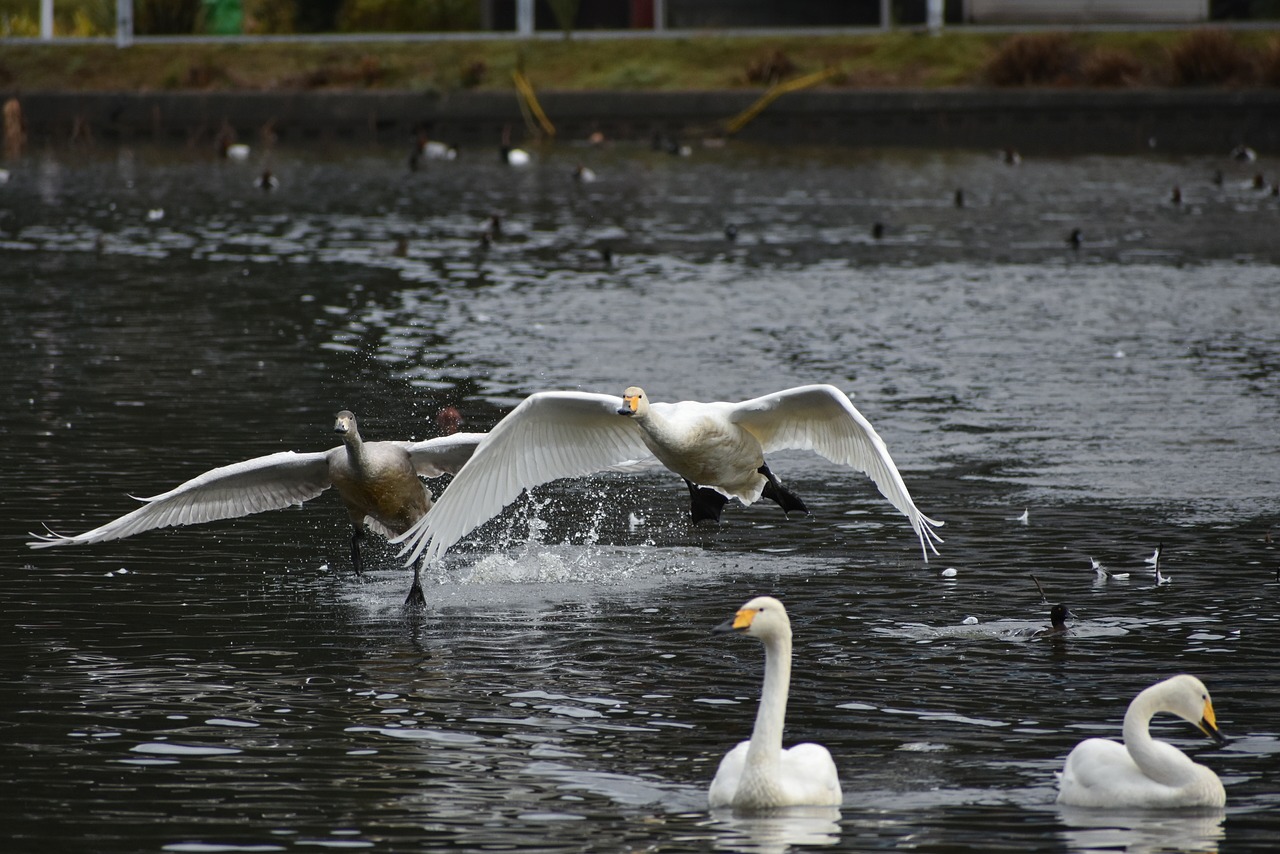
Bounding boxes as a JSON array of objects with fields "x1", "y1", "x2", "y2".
[
  {"x1": 28, "y1": 411, "x2": 483, "y2": 606},
  {"x1": 708, "y1": 596, "x2": 842, "y2": 810},
  {"x1": 393, "y1": 384, "x2": 941, "y2": 565},
  {"x1": 1056, "y1": 674, "x2": 1227, "y2": 809}
]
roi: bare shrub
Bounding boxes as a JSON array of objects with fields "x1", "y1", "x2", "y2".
[
  {"x1": 460, "y1": 60, "x2": 488, "y2": 89},
  {"x1": 746, "y1": 50, "x2": 798, "y2": 86},
  {"x1": 1260, "y1": 37, "x2": 1280, "y2": 87},
  {"x1": 1168, "y1": 29, "x2": 1255, "y2": 86},
  {"x1": 1082, "y1": 49, "x2": 1145, "y2": 87},
  {"x1": 985, "y1": 34, "x2": 1079, "y2": 86}
]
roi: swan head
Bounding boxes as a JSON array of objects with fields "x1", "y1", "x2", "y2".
[
  {"x1": 618, "y1": 387, "x2": 650, "y2": 417},
  {"x1": 713, "y1": 595, "x2": 791, "y2": 642},
  {"x1": 1156, "y1": 675, "x2": 1227, "y2": 746},
  {"x1": 333, "y1": 410, "x2": 358, "y2": 437}
]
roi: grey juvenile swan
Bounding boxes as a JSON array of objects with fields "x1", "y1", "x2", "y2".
[
  {"x1": 395, "y1": 384, "x2": 941, "y2": 566},
  {"x1": 28, "y1": 411, "x2": 483, "y2": 607}
]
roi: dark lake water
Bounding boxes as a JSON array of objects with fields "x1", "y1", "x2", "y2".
[{"x1": 3, "y1": 140, "x2": 1279, "y2": 853}]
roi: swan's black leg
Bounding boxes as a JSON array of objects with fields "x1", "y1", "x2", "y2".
[
  {"x1": 404, "y1": 558, "x2": 427, "y2": 609},
  {"x1": 350, "y1": 526, "x2": 366, "y2": 576},
  {"x1": 758, "y1": 464, "x2": 809, "y2": 518},
  {"x1": 685, "y1": 478, "x2": 729, "y2": 524}
]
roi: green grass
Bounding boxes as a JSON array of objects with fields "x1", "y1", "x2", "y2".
[{"x1": 0, "y1": 30, "x2": 1277, "y2": 93}]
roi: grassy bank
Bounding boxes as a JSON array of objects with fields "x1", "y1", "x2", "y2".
[{"x1": 1, "y1": 29, "x2": 1278, "y2": 94}]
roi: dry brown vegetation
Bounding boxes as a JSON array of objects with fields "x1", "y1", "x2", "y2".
[
  {"x1": 1080, "y1": 49, "x2": 1147, "y2": 87},
  {"x1": 0, "y1": 29, "x2": 1276, "y2": 94},
  {"x1": 1263, "y1": 38, "x2": 1280, "y2": 86},
  {"x1": 1168, "y1": 28, "x2": 1255, "y2": 85},
  {"x1": 984, "y1": 28, "x2": 1277, "y2": 88},
  {"x1": 744, "y1": 50, "x2": 798, "y2": 85},
  {"x1": 984, "y1": 34, "x2": 1080, "y2": 86}
]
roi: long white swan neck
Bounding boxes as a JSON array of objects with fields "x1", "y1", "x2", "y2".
[
  {"x1": 746, "y1": 630, "x2": 792, "y2": 767},
  {"x1": 1122, "y1": 683, "x2": 1196, "y2": 786},
  {"x1": 342, "y1": 426, "x2": 366, "y2": 467}
]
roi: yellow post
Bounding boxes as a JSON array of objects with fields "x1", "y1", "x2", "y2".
[
  {"x1": 724, "y1": 66, "x2": 840, "y2": 136},
  {"x1": 513, "y1": 70, "x2": 556, "y2": 139}
]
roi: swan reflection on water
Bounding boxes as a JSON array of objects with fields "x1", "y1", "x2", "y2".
[
  {"x1": 1056, "y1": 806, "x2": 1225, "y2": 854},
  {"x1": 705, "y1": 806, "x2": 842, "y2": 853}
]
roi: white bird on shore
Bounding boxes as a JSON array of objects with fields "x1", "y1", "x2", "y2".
[
  {"x1": 393, "y1": 384, "x2": 942, "y2": 565},
  {"x1": 708, "y1": 596, "x2": 842, "y2": 810},
  {"x1": 1056, "y1": 674, "x2": 1226, "y2": 809},
  {"x1": 28, "y1": 411, "x2": 483, "y2": 606}
]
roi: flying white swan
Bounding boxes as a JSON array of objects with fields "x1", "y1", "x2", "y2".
[
  {"x1": 1056, "y1": 674, "x2": 1227, "y2": 809},
  {"x1": 394, "y1": 384, "x2": 942, "y2": 565},
  {"x1": 708, "y1": 595, "x2": 842, "y2": 810},
  {"x1": 28, "y1": 411, "x2": 483, "y2": 606}
]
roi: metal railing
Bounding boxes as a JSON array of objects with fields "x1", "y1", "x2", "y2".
[
  {"x1": 11, "y1": 0, "x2": 1273, "y2": 47},
  {"x1": 18, "y1": 0, "x2": 904, "y2": 46}
]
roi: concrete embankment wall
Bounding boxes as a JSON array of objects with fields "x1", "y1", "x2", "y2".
[{"x1": 7, "y1": 89, "x2": 1280, "y2": 154}]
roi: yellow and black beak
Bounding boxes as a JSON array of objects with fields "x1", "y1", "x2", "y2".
[
  {"x1": 1198, "y1": 699, "x2": 1228, "y2": 746},
  {"x1": 713, "y1": 607, "x2": 757, "y2": 635},
  {"x1": 617, "y1": 394, "x2": 638, "y2": 417}
]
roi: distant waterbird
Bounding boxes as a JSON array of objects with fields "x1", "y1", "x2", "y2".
[
  {"x1": 1230, "y1": 145, "x2": 1257, "y2": 162},
  {"x1": 1032, "y1": 603, "x2": 1074, "y2": 638},
  {"x1": 1090, "y1": 557, "x2": 1128, "y2": 582},
  {"x1": 409, "y1": 136, "x2": 459, "y2": 170},
  {"x1": 501, "y1": 145, "x2": 532, "y2": 167}
]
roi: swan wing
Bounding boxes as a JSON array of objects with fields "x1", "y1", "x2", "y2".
[
  {"x1": 1058, "y1": 738, "x2": 1167, "y2": 808},
  {"x1": 28, "y1": 450, "x2": 334, "y2": 548},
  {"x1": 781, "y1": 743, "x2": 844, "y2": 806},
  {"x1": 707, "y1": 741, "x2": 751, "y2": 809},
  {"x1": 729, "y1": 384, "x2": 943, "y2": 559},
  {"x1": 393, "y1": 391, "x2": 651, "y2": 564},
  {"x1": 1057, "y1": 736, "x2": 1225, "y2": 809},
  {"x1": 396, "y1": 432, "x2": 487, "y2": 477}
]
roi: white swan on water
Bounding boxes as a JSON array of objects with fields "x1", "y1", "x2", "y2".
[
  {"x1": 1056, "y1": 674, "x2": 1227, "y2": 809},
  {"x1": 28, "y1": 411, "x2": 483, "y2": 606},
  {"x1": 708, "y1": 596, "x2": 842, "y2": 811},
  {"x1": 394, "y1": 384, "x2": 941, "y2": 565}
]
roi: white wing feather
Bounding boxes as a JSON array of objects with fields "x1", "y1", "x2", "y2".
[
  {"x1": 397, "y1": 432, "x2": 486, "y2": 477},
  {"x1": 27, "y1": 450, "x2": 333, "y2": 548},
  {"x1": 393, "y1": 392, "x2": 651, "y2": 564},
  {"x1": 730, "y1": 384, "x2": 943, "y2": 558}
]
